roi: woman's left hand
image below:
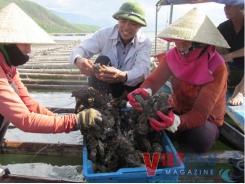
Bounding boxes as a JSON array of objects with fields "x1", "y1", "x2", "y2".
[
  {"x1": 95, "y1": 65, "x2": 127, "y2": 83},
  {"x1": 149, "y1": 110, "x2": 181, "y2": 133}
]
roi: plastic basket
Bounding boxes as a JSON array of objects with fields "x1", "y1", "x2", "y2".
[{"x1": 83, "y1": 131, "x2": 184, "y2": 183}]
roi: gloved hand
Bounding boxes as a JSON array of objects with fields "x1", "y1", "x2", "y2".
[
  {"x1": 149, "y1": 110, "x2": 180, "y2": 133},
  {"x1": 127, "y1": 88, "x2": 152, "y2": 111},
  {"x1": 75, "y1": 108, "x2": 102, "y2": 132}
]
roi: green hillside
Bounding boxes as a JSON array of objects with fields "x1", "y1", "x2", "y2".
[{"x1": 0, "y1": 0, "x2": 100, "y2": 33}]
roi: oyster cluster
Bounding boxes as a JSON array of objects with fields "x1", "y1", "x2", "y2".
[
  {"x1": 72, "y1": 87, "x2": 172, "y2": 173},
  {"x1": 93, "y1": 63, "x2": 102, "y2": 74}
]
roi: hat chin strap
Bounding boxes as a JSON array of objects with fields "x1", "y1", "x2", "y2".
[
  {"x1": 180, "y1": 45, "x2": 193, "y2": 55},
  {"x1": 180, "y1": 42, "x2": 203, "y2": 55}
]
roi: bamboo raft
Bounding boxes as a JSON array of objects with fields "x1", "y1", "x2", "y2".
[{"x1": 17, "y1": 39, "x2": 169, "y2": 90}]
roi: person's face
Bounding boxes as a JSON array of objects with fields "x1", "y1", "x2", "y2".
[
  {"x1": 118, "y1": 18, "x2": 142, "y2": 45},
  {"x1": 175, "y1": 41, "x2": 192, "y2": 52},
  {"x1": 16, "y1": 44, "x2": 31, "y2": 55},
  {"x1": 224, "y1": 5, "x2": 244, "y2": 20}
]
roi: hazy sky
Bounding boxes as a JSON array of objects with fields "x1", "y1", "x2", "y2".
[{"x1": 28, "y1": 0, "x2": 227, "y2": 29}]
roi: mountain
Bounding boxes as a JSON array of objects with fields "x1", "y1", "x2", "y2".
[
  {"x1": 50, "y1": 10, "x2": 114, "y2": 28},
  {"x1": 50, "y1": 10, "x2": 157, "y2": 31},
  {"x1": 0, "y1": 0, "x2": 100, "y2": 33}
]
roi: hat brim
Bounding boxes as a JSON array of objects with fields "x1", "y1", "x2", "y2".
[
  {"x1": 0, "y1": 3, "x2": 55, "y2": 44},
  {"x1": 113, "y1": 13, "x2": 147, "y2": 26},
  {"x1": 156, "y1": 8, "x2": 230, "y2": 49}
]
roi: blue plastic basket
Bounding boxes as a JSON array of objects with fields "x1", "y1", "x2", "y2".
[{"x1": 83, "y1": 131, "x2": 184, "y2": 183}]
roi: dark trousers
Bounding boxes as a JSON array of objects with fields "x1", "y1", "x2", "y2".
[
  {"x1": 88, "y1": 55, "x2": 142, "y2": 98},
  {"x1": 88, "y1": 76, "x2": 142, "y2": 98},
  {"x1": 168, "y1": 120, "x2": 221, "y2": 153},
  {"x1": 227, "y1": 68, "x2": 244, "y2": 92},
  {"x1": 0, "y1": 115, "x2": 10, "y2": 145}
]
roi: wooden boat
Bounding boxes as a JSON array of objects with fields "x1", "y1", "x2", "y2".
[
  {"x1": 1, "y1": 174, "x2": 81, "y2": 183},
  {"x1": 0, "y1": 139, "x2": 83, "y2": 182},
  {"x1": 1, "y1": 105, "x2": 244, "y2": 183},
  {"x1": 1, "y1": 139, "x2": 82, "y2": 157},
  {"x1": 1, "y1": 138, "x2": 243, "y2": 182}
]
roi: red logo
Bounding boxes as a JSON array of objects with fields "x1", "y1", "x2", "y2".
[{"x1": 143, "y1": 152, "x2": 184, "y2": 176}]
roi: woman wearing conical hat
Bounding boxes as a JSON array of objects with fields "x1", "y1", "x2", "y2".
[
  {"x1": 0, "y1": 3, "x2": 102, "y2": 144},
  {"x1": 128, "y1": 7, "x2": 230, "y2": 153}
]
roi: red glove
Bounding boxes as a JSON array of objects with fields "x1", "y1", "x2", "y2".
[
  {"x1": 127, "y1": 88, "x2": 150, "y2": 111},
  {"x1": 149, "y1": 110, "x2": 180, "y2": 132}
]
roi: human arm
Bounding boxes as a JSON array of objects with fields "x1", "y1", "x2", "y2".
[
  {"x1": 217, "y1": 47, "x2": 244, "y2": 62},
  {"x1": 95, "y1": 65, "x2": 127, "y2": 83},
  {"x1": 12, "y1": 68, "x2": 55, "y2": 116},
  {"x1": 150, "y1": 62, "x2": 228, "y2": 132},
  {"x1": 68, "y1": 29, "x2": 105, "y2": 65},
  {"x1": 0, "y1": 71, "x2": 76, "y2": 133},
  {"x1": 127, "y1": 57, "x2": 172, "y2": 110},
  {"x1": 0, "y1": 69, "x2": 75, "y2": 133},
  {"x1": 74, "y1": 56, "x2": 95, "y2": 76},
  {"x1": 140, "y1": 55, "x2": 172, "y2": 94},
  {"x1": 68, "y1": 29, "x2": 106, "y2": 76},
  {"x1": 177, "y1": 63, "x2": 228, "y2": 131},
  {"x1": 122, "y1": 37, "x2": 152, "y2": 86},
  {"x1": 0, "y1": 77, "x2": 102, "y2": 133}
]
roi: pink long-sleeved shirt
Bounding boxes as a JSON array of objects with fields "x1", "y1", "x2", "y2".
[{"x1": 0, "y1": 53, "x2": 76, "y2": 133}]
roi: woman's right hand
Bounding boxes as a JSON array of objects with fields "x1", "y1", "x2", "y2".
[{"x1": 127, "y1": 88, "x2": 151, "y2": 111}]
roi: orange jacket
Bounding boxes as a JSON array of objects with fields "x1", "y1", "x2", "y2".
[
  {"x1": 141, "y1": 53, "x2": 228, "y2": 131},
  {"x1": 0, "y1": 53, "x2": 76, "y2": 133}
]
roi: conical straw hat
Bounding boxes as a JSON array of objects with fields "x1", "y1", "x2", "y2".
[
  {"x1": 157, "y1": 7, "x2": 230, "y2": 48},
  {"x1": 0, "y1": 2, "x2": 55, "y2": 44}
]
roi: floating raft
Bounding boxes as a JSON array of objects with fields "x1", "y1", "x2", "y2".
[{"x1": 17, "y1": 39, "x2": 170, "y2": 90}]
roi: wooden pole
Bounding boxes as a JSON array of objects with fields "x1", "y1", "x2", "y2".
[
  {"x1": 1, "y1": 174, "x2": 83, "y2": 183},
  {"x1": 19, "y1": 73, "x2": 86, "y2": 79},
  {"x1": 1, "y1": 140, "x2": 82, "y2": 157}
]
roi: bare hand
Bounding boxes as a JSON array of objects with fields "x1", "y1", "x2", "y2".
[
  {"x1": 220, "y1": 53, "x2": 233, "y2": 62},
  {"x1": 95, "y1": 65, "x2": 127, "y2": 83},
  {"x1": 75, "y1": 57, "x2": 95, "y2": 76}
]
